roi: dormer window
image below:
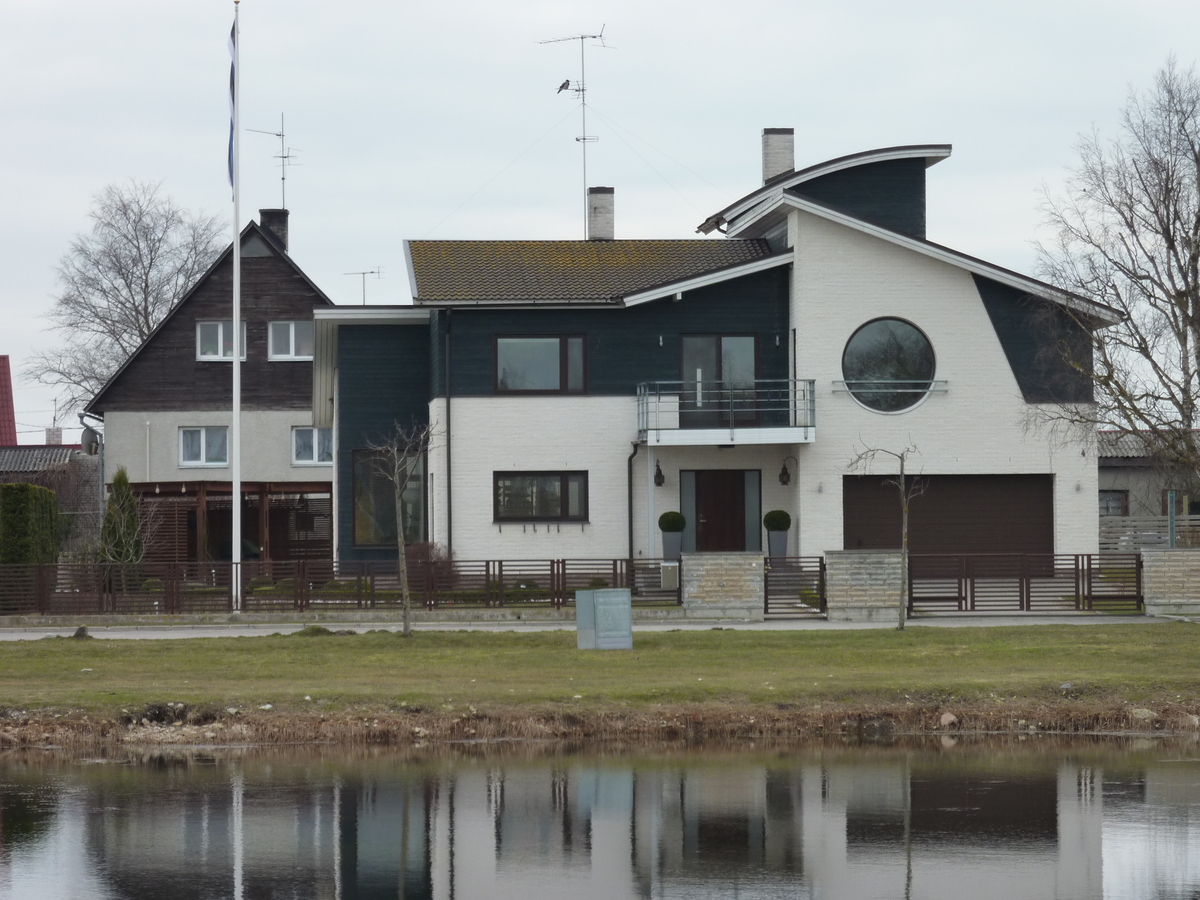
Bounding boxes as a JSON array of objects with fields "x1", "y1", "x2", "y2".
[
  {"x1": 197, "y1": 321, "x2": 247, "y2": 360},
  {"x1": 269, "y1": 321, "x2": 315, "y2": 360}
]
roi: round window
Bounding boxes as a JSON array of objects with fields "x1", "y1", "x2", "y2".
[{"x1": 841, "y1": 318, "x2": 935, "y2": 412}]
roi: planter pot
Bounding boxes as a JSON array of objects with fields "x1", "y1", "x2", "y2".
[
  {"x1": 767, "y1": 529, "x2": 789, "y2": 560},
  {"x1": 661, "y1": 531, "x2": 683, "y2": 561}
]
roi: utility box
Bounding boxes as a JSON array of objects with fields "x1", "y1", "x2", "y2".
[
  {"x1": 660, "y1": 561, "x2": 680, "y2": 591},
  {"x1": 576, "y1": 588, "x2": 633, "y2": 650}
]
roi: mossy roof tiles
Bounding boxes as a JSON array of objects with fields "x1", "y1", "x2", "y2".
[{"x1": 407, "y1": 239, "x2": 774, "y2": 304}]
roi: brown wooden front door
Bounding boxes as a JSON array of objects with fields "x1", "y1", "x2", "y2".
[{"x1": 695, "y1": 470, "x2": 746, "y2": 551}]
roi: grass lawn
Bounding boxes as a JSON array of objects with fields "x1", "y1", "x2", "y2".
[{"x1": 0, "y1": 622, "x2": 1196, "y2": 714}]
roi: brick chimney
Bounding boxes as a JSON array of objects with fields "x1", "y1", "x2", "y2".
[
  {"x1": 259, "y1": 208, "x2": 289, "y2": 251},
  {"x1": 762, "y1": 128, "x2": 795, "y2": 184},
  {"x1": 0, "y1": 356, "x2": 15, "y2": 446},
  {"x1": 45, "y1": 426, "x2": 62, "y2": 446},
  {"x1": 587, "y1": 187, "x2": 615, "y2": 241}
]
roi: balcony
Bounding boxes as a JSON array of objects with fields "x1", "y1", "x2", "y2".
[{"x1": 637, "y1": 379, "x2": 816, "y2": 446}]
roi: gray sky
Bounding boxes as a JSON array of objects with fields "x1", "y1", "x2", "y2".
[{"x1": 2, "y1": 0, "x2": 1196, "y2": 442}]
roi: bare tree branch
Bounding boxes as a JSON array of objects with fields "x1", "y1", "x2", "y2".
[{"x1": 25, "y1": 181, "x2": 224, "y2": 414}]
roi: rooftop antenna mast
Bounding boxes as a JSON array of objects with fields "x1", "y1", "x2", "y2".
[
  {"x1": 344, "y1": 268, "x2": 382, "y2": 305},
  {"x1": 248, "y1": 113, "x2": 299, "y2": 208},
  {"x1": 540, "y1": 26, "x2": 611, "y2": 237}
]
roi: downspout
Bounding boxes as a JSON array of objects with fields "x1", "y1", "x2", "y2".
[
  {"x1": 444, "y1": 310, "x2": 453, "y2": 556},
  {"x1": 627, "y1": 442, "x2": 639, "y2": 560}
]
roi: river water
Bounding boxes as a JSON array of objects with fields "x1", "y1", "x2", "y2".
[{"x1": 1, "y1": 738, "x2": 1197, "y2": 899}]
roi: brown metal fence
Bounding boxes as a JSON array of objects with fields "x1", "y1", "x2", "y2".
[
  {"x1": 908, "y1": 554, "x2": 1143, "y2": 614},
  {"x1": 0, "y1": 558, "x2": 683, "y2": 616},
  {"x1": 764, "y1": 557, "x2": 827, "y2": 616}
]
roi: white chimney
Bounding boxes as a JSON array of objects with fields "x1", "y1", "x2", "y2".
[
  {"x1": 762, "y1": 128, "x2": 795, "y2": 184},
  {"x1": 45, "y1": 426, "x2": 62, "y2": 446},
  {"x1": 587, "y1": 187, "x2": 615, "y2": 241}
]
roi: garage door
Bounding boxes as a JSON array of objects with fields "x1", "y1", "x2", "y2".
[{"x1": 842, "y1": 474, "x2": 1054, "y2": 554}]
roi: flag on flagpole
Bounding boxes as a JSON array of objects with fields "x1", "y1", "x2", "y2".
[{"x1": 228, "y1": 21, "x2": 236, "y2": 198}]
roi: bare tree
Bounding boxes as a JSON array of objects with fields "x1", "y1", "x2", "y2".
[
  {"x1": 1036, "y1": 58, "x2": 1200, "y2": 478},
  {"x1": 850, "y1": 444, "x2": 925, "y2": 630},
  {"x1": 367, "y1": 422, "x2": 435, "y2": 636},
  {"x1": 28, "y1": 181, "x2": 224, "y2": 412}
]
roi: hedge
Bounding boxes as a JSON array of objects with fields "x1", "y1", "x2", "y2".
[{"x1": 0, "y1": 483, "x2": 60, "y2": 564}]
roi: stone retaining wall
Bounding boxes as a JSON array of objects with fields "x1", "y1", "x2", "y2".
[
  {"x1": 1142, "y1": 549, "x2": 1200, "y2": 617},
  {"x1": 825, "y1": 550, "x2": 903, "y2": 623},
  {"x1": 681, "y1": 552, "x2": 764, "y2": 621}
]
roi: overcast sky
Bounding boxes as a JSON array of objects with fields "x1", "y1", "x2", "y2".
[{"x1": 3, "y1": 0, "x2": 1197, "y2": 443}]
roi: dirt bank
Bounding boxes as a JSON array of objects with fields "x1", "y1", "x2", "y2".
[{"x1": 3, "y1": 698, "x2": 1198, "y2": 750}]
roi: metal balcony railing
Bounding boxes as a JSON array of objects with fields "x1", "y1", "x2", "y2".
[{"x1": 637, "y1": 379, "x2": 816, "y2": 436}]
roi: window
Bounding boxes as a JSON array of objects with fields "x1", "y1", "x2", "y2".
[
  {"x1": 179, "y1": 426, "x2": 228, "y2": 466},
  {"x1": 680, "y1": 334, "x2": 757, "y2": 427},
  {"x1": 493, "y1": 472, "x2": 588, "y2": 522},
  {"x1": 841, "y1": 318, "x2": 935, "y2": 412},
  {"x1": 1099, "y1": 490, "x2": 1129, "y2": 517},
  {"x1": 292, "y1": 427, "x2": 333, "y2": 464},
  {"x1": 196, "y1": 321, "x2": 247, "y2": 360},
  {"x1": 495, "y1": 336, "x2": 585, "y2": 393},
  {"x1": 269, "y1": 320, "x2": 315, "y2": 360},
  {"x1": 352, "y1": 450, "x2": 424, "y2": 546}
]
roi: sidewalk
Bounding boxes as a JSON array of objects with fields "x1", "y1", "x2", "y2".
[{"x1": 0, "y1": 613, "x2": 1171, "y2": 641}]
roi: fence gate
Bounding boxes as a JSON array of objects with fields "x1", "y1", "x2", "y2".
[{"x1": 764, "y1": 557, "x2": 826, "y2": 616}]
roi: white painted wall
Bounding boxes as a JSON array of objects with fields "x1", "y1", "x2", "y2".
[
  {"x1": 790, "y1": 210, "x2": 1098, "y2": 556},
  {"x1": 102, "y1": 409, "x2": 330, "y2": 485}
]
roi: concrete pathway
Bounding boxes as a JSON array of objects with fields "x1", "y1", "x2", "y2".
[{"x1": 0, "y1": 613, "x2": 1176, "y2": 641}]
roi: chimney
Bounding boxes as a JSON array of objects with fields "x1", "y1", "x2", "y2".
[
  {"x1": 45, "y1": 426, "x2": 62, "y2": 446},
  {"x1": 0, "y1": 356, "x2": 15, "y2": 446},
  {"x1": 762, "y1": 128, "x2": 795, "y2": 184},
  {"x1": 259, "y1": 208, "x2": 289, "y2": 251},
  {"x1": 587, "y1": 187, "x2": 615, "y2": 241}
]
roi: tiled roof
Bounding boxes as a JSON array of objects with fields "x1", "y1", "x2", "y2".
[
  {"x1": 407, "y1": 239, "x2": 775, "y2": 304},
  {"x1": 0, "y1": 446, "x2": 76, "y2": 473}
]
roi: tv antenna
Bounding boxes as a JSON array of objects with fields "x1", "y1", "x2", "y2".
[
  {"x1": 248, "y1": 113, "x2": 300, "y2": 208},
  {"x1": 539, "y1": 26, "x2": 612, "y2": 237},
  {"x1": 344, "y1": 268, "x2": 381, "y2": 305}
]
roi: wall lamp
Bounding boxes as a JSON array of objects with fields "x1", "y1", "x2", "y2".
[
  {"x1": 779, "y1": 456, "x2": 798, "y2": 486},
  {"x1": 654, "y1": 460, "x2": 665, "y2": 487}
]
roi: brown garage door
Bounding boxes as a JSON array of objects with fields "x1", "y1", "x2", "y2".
[{"x1": 843, "y1": 474, "x2": 1054, "y2": 554}]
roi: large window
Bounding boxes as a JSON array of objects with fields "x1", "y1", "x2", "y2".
[
  {"x1": 292, "y1": 427, "x2": 333, "y2": 465},
  {"x1": 841, "y1": 318, "x2": 935, "y2": 412},
  {"x1": 180, "y1": 426, "x2": 228, "y2": 466},
  {"x1": 353, "y1": 450, "x2": 424, "y2": 546},
  {"x1": 495, "y1": 336, "x2": 585, "y2": 393},
  {"x1": 493, "y1": 472, "x2": 588, "y2": 522},
  {"x1": 269, "y1": 321, "x2": 315, "y2": 360},
  {"x1": 197, "y1": 321, "x2": 247, "y2": 360}
]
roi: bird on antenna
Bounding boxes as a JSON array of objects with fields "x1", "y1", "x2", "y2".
[{"x1": 557, "y1": 78, "x2": 571, "y2": 93}]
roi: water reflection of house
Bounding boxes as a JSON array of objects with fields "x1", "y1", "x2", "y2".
[{"x1": 11, "y1": 756, "x2": 1198, "y2": 898}]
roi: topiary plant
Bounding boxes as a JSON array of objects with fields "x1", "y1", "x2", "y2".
[
  {"x1": 658, "y1": 511, "x2": 686, "y2": 532},
  {"x1": 763, "y1": 509, "x2": 792, "y2": 532}
]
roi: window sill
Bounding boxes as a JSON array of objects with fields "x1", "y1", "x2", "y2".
[
  {"x1": 292, "y1": 461, "x2": 333, "y2": 467},
  {"x1": 179, "y1": 463, "x2": 229, "y2": 469},
  {"x1": 270, "y1": 357, "x2": 314, "y2": 362},
  {"x1": 494, "y1": 520, "x2": 590, "y2": 525}
]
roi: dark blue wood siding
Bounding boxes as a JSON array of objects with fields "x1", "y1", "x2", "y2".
[
  {"x1": 789, "y1": 158, "x2": 927, "y2": 238},
  {"x1": 973, "y1": 275, "x2": 1094, "y2": 403},
  {"x1": 443, "y1": 267, "x2": 790, "y2": 396},
  {"x1": 337, "y1": 324, "x2": 430, "y2": 561}
]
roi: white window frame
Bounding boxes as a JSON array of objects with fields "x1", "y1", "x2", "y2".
[
  {"x1": 292, "y1": 426, "x2": 333, "y2": 465},
  {"x1": 269, "y1": 320, "x2": 315, "y2": 361},
  {"x1": 196, "y1": 321, "x2": 247, "y2": 361},
  {"x1": 179, "y1": 426, "x2": 229, "y2": 467}
]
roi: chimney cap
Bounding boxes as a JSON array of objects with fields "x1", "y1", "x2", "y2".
[
  {"x1": 587, "y1": 186, "x2": 615, "y2": 195},
  {"x1": 763, "y1": 127, "x2": 794, "y2": 135}
]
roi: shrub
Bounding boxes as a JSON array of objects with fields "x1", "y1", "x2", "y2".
[
  {"x1": 658, "y1": 511, "x2": 686, "y2": 532},
  {"x1": 142, "y1": 577, "x2": 165, "y2": 593},
  {"x1": 763, "y1": 509, "x2": 792, "y2": 532},
  {"x1": 0, "y1": 483, "x2": 60, "y2": 564}
]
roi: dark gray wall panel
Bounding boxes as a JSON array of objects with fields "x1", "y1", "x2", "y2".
[{"x1": 789, "y1": 158, "x2": 927, "y2": 238}]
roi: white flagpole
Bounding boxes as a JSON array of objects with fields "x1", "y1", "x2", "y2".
[{"x1": 231, "y1": 0, "x2": 243, "y2": 609}]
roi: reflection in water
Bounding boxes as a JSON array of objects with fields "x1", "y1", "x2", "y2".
[{"x1": 1, "y1": 742, "x2": 1198, "y2": 899}]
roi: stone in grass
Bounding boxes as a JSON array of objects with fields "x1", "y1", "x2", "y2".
[
  {"x1": 939, "y1": 712, "x2": 959, "y2": 728},
  {"x1": 1130, "y1": 708, "x2": 1157, "y2": 721}
]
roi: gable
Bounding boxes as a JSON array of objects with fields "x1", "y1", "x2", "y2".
[
  {"x1": 788, "y1": 157, "x2": 927, "y2": 239},
  {"x1": 973, "y1": 275, "x2": 1094, "y2": 404},
  {"x1": 88, "y1": 228, "x2": 332, "y2": 414}
]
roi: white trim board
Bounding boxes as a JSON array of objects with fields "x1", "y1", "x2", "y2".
[{"x1": 621, "y1": 253, "x2": 794, "y2": 307}]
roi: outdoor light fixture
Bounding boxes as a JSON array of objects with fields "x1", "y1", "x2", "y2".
[
  {"x1": 779, "y1": 456, "x2": 798, "y2": 485},
  {"x1": 654, "y1": 461, "x2": 665, "y2": 487}
]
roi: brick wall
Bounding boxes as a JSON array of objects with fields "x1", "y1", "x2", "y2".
[
  {"x1": 825, "y1": 550, "x2": 904, "y2": 623},
  {"x1": 1142, "y1": 549, "x2": 1200, "y2": 616},
  {"x1": 681, "y1": 552, "x2": 764, "y2": 621}
]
